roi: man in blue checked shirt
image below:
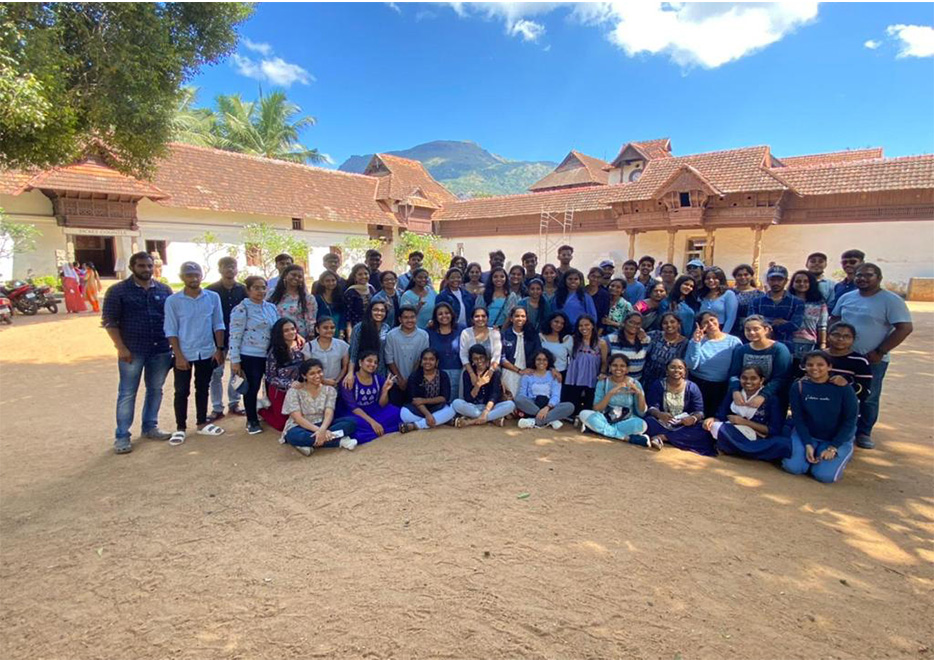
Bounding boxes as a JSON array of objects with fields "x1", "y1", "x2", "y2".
[
  {"x1": 164, "y1": 262, "x2": 227, "y2": 445},
  {"x1": 749, "y1": 265, "x2": 804, "y2": 350},
  {"x1": 102, "y1": 251, "x2": 175, "y2": 455}
]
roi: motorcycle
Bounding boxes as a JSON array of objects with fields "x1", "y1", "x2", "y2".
[
  {"x1": 30, "y1": 281, "x2": 59, "y2": 314},
  {"x1": 1, "y1": 280, "x2": 39, "y2": 315},
  {"x1": 0, "y1": 295, "x2": 12, "y2": 324}
]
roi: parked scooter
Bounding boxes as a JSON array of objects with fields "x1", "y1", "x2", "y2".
[
  {"x1": 29, "y1": 281, "x2": 59, "y2": 314},
  {"x1": 0, "y1": 295, "x2": 13, "y2": 324},
  {"x1": 1, "y1": 280, "x2": 39, "y2": 315}
]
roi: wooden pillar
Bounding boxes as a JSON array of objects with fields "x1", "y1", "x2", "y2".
[
  {"x1": 666, "y1": 230, "x2": 676, "y2": 265},
  {"x1": 751, "y1": 226, "x2": 763, "y2": 277},
  {"x1": 627, "y1": 230, "x2": 638, "y2": 260},
  {"x1": 704, "y1": 227, "x2": 715, "y2": 265}
]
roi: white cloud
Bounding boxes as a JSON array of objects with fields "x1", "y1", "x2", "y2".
[
  {"x1": 864, "y1": 39, "x2": 881, "y2": 50},
  {"x1": 386, "y1": 2, "x2": 401, "y2": 14},
  {"x1": 242, "y1": 38, "x2": 273, "y2": 56},
  {"x1": 886, "y1": 24, "x2": 934, "y2": 58},
  {"x1": 510, "y1": 19, "x2": 546, "y2": 43},
  {"x1": 231, "y1": 43, "x2": 314, "y2": 87},
  {"x1": 447, "y1": 2, "x2": 818, "y2": 65},
  {"x1": 599, "y1": 2, "x2": 819, "y2": 69}
]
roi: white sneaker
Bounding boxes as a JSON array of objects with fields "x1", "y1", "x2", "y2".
[
  {"x1": 339, "y1": 436, "x2": 358, "y2": 451},
  {"x1": 294, "y1": 445, "x2": 312, "y2": 456},
  {"x1": 549, "y1": 420, "x2": 564, "y2": 430},
  {"x1": 518, "y1": 418, "x2": 536, "y2": 429}
]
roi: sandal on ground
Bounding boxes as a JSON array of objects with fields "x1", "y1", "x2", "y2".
[
  {"x1": 197, "y1": 424, "x2": 225, "y2": 436},
  {"x1": 399, "y1": 422, "x2": 417, "y2": 434},
  {"x1": 494, "y1": 417, "x2": 506, "y2": 427},
  {"x1": 649, "y1": 435, "x2": 665, "y2": 451},
  {"x1": 206, "y1": 411, "x2": 225, "y2": 423},
  {"x1": 168, "y1": 431, "x2": 186, "y2": 446},
  {"x1": 454, "y1": 416, "x2": 466, "y2": 429},
  {"x1": 229, "y1": 404, "x2": 247, "y2": 416}
]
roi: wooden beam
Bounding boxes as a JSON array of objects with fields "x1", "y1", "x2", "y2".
[
  {"x1": 751, "y1": 226, "x2": 763, "y2": 277},
  {"x1": 627, "y1": 230, "x2": 638, "y2": 260},
  {"x1": 667, "y1": 230, "x2": 676, "y2": 264},
  {"x1": 705, "y1": 227, "x2": 715, "y2": 264}
]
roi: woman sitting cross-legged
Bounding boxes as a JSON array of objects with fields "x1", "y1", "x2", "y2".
[
  {"x1": 282, "y1": 358, "x2": 358, "y2": 456},
  {"x1": 644, "y1": 358, "x2": 713, "y2": 455},
  {"x1": 340, "y1": 350, "x2": 402, "y2": 444},
  {"x1": 399, "y1": 348, "x2": 456, "y2": 433},
  {"x1": 515, "y1": 349, "x2": 576, "y2": 430},
  {"x1": 578, "y1": 354, "x2": 656, "y2": 449},
  {"x1": 452, "y1": 344, "x2": 516, "y2": 427},
  {"x1": 703, "y1": 364, "x2": 790, "y2": 462},
  {"x1": 781, "y1": 350, "x2": 858, "y2": 484}
]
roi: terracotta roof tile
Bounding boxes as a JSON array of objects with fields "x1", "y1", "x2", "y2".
[
  {"x1": 604, "y1": 146, "x2": 786, "y2": 203},
  {"x1": 20, "y1": 157, "x2": 168, "y2": 199},
  {"x1": 152, "y1": 144, "x2": 398, "y2": 226},
  {"x1": 0, "y1": 169, "x2": 38, "y2": 195},
  {"x1": 777, "y1": 148, "x2": 884, "y2": 168},
  {"x1": 435, "y1": 185, "x2": 613, "y2": 221},
  {"x1": 773, "y1": 155, "x2": 934, "y2": 195},
  {"x1": 608, "y1": 138, "x2": 673, "y2": 167},
  {"x1": 528, "y1": 151, "x2": 609, "y2": 191},
  {"x1": 368, "y1": 154, "x2": 457, "y2": 208}
]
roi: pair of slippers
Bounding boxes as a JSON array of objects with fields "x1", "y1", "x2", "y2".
[{"x1": 168, "y1": 423, "x2": 225, "y2": 446}]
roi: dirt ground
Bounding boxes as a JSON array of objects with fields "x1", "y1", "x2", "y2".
[{"x1": 0, "y1": 305, "x2": 932, "y2": 660}]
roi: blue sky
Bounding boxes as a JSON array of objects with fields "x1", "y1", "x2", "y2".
[{"x1": 189, "y1": 2, "x2": 934, "y2": 166}]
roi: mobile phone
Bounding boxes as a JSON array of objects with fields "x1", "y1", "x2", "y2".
[{"x1": 329, "y1": 429, "x2": 345, "y2": 439}]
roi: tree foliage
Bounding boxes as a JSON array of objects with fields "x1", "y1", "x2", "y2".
[
  {"x1": 393, "y1": 231, "x2": 450, "y2": 281},
  {"x1": 0, "y1": 3, "x2": 253, "y2": 175},
  {"x1": 173, "y1": 87, "x2": 325, "y2": 164},
  {"x1": 191, "y1": 230, "x2": 226, "y2": 268},
  {"x1": 0, "y1": 210, "x2": 41, "y2": 261},
  {"x1": 339, "y1": 236, "x2": 384, "y2": 274},
  {"x1": 241, "y1": 222, "x2": 309, "y2": 278}
]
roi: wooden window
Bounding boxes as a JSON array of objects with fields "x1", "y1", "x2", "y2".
[
  {"x1": 679, "y1": 192, "x2": 691, "y2": 208},
  {"x1": 291, "y1": 217, "x2": 303, "y2": 230},
  {"x1": 685, "y1": 237, "x2": 706, "y2": 267}
]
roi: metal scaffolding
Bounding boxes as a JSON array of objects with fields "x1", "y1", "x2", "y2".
[{"x1": 539, "y1": 205, "x2": 574, "y2": 260}]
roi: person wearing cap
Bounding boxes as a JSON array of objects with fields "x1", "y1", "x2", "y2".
[
  {"x1": 599, "y1": 260, "x2": 615, "y2": 287},
  {"x1": 685, "y1": 259, "x2": 706, "y2": 288},
  {"x1": 749, "y1": 265, "x2": 804, "y2": 351},
  {"x1": 102, "y1": 251, "x2": 175, "y2": 454},
  {"x1": 164, "y1": 261, "x2": 227, "y2": 445}
]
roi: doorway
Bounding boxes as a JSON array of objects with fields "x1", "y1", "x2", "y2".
[{"x1": 74, "y1": 236, "x2": 116, "y2": 276}]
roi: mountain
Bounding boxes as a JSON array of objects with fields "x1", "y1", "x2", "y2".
[{"x1": 338, "y1": 140, "x2": 557, "y2": 198}]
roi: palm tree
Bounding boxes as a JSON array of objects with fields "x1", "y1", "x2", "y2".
[
  {"x1": 214, "y1": 89, "x2": 326, "y2": 164},
  {"x1": 170, "y1": 86, "x2": 219, "y2": 148}
]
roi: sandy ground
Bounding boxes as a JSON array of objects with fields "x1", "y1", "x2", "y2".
[{"x1": 0, "y1": 305, "x2": 932, "y2": 660}]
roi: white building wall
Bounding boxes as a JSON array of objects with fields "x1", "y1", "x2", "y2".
[{"x1": 1, "y1": 191, "x2": 61, "y2": 280}]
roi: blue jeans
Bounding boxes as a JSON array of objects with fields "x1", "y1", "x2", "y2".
[
  {"x1": 782, "y1": 431, "x2": 854, "y2": 484},
  {"x1": 210, "y1": 359, "x2": 242, "y2": 412},
  {"x1": 857, "y1": 360, "x2": 888, "y2": 438},
  {"x1": 452, "y1": 399, "x2": 515, "y2": 422},
  {"x1": 115, "y1": 352, "x2": 173, "y2": 441},
  {"x1": 284, "y1": 417, "x2": 358, "y2": 448}
]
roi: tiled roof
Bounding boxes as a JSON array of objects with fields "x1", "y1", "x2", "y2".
[
  {"x1": 604, "y1": 146, "x2": 786, "y2": 203},
  {"x1": 608, "y1": 137, "x2": 673, "y2": 167},
  {"x1": 367, "y1": 154, "x2": 457, "y2": 208},
  {"x1": 2, "y1": 156, "x2": 167, "y2": 199},
  {"x1": 435, "y1": 184, "x2": 613, "y2": 221},
  {"x1": 776, "y1": 148, "x2": 884, "y2": 168},
  {"x1": 152, "y1": 144, "x2": 399, "y2": 226},
  {"x1": 772, "y1": 155, "x2": 934, "y2": 195},
  {"x1": 528, "y1": 151, "x2": 609, "y2": 191},
  {"x1": 0, "y1": 170, "x2": 37, "y2": 195}
]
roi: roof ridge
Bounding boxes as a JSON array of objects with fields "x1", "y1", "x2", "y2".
[
  {"x1": 772, "y1": 153, "x2": 934, "y2": 171},
  {"x1": 167, "y1": 142, "x2": 376, "y2": 181},
  {"x1": 781, "y1": 147, "x2": 883, "y2": 160},
  {"x1": 671, "y1": 144, "x2": 769, "y2": 159},
  {"x1": 449, "y1": 181, "x2": 628, "y2": 205}
]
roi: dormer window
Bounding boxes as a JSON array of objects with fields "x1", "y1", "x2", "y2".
[
  {"x1": 629, "y1": 169, "x2": 642, "y2": 182},
  {"x1": 679, "y1": 192, "x2": 691, "y2": 208}
]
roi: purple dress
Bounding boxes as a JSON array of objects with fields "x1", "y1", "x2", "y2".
[{"x1": 340, "y1": 373, "x2": 401, "y2": 444}]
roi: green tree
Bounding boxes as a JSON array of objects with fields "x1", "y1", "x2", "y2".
[
  {"x1": 0, "y1": 211, "x2": 41, "y2": 261},
  {"x1": 192, "y1": 230, "x2": 226, "y2": 269},
  {"x1": 0, "y1": 3, "x2": 253, "y2": 176},
  {"x1": 339, "y1": 236, "x2": 384, "y2": 274},
  {"x1": 170, "y1": 86, "x2": 220, "y2": 148},
  {"x1": 213, "y1": 89, "x2": 325, "y2": 164},
  {"x1": 394, "y1": 232, "x2": 450, "y2": 281},
  {"x1": 241, "y1": 222, "x2": 309, "y2": 278}
]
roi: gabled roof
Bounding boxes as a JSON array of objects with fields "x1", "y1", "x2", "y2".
[
  {"x1": 2, "y1": 155, "x2": 167, "y2": 199},
  {"x1": 528, "y1": 151, "x2": 609, "y2": 191},
  {"x1": 608, "y1": 138, "x2": 673, "y2": 168},
  {"x1": 771, "y1": 155, "x2": 934, "y2": 195},
  {"x1": 654, "y1": 164, "x2": 723, "y2": 198},
  {"x1": 365, "y1": 153, "x2": 457, "y2": 208},
  {"x1": 604, "y1": 145, "x2": 787, "y2": 203},
  {"x1": 151, "y1": 144, "x2": 399, "y2": 226},
  {"x1": 435, "y1": 185, "x2": 612, "y2": 221},
  {"x1": 776, "y1": 148, "x2": 884, "y2": 168}
]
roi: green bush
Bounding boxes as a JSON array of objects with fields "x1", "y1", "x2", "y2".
[{"x1": 31, "y1": 274, "x2": 62, "y2": 291}]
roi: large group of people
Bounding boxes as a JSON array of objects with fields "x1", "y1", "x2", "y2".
[{"x1": 102, "y1": 244, "x2": 913, "y2": 485}]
